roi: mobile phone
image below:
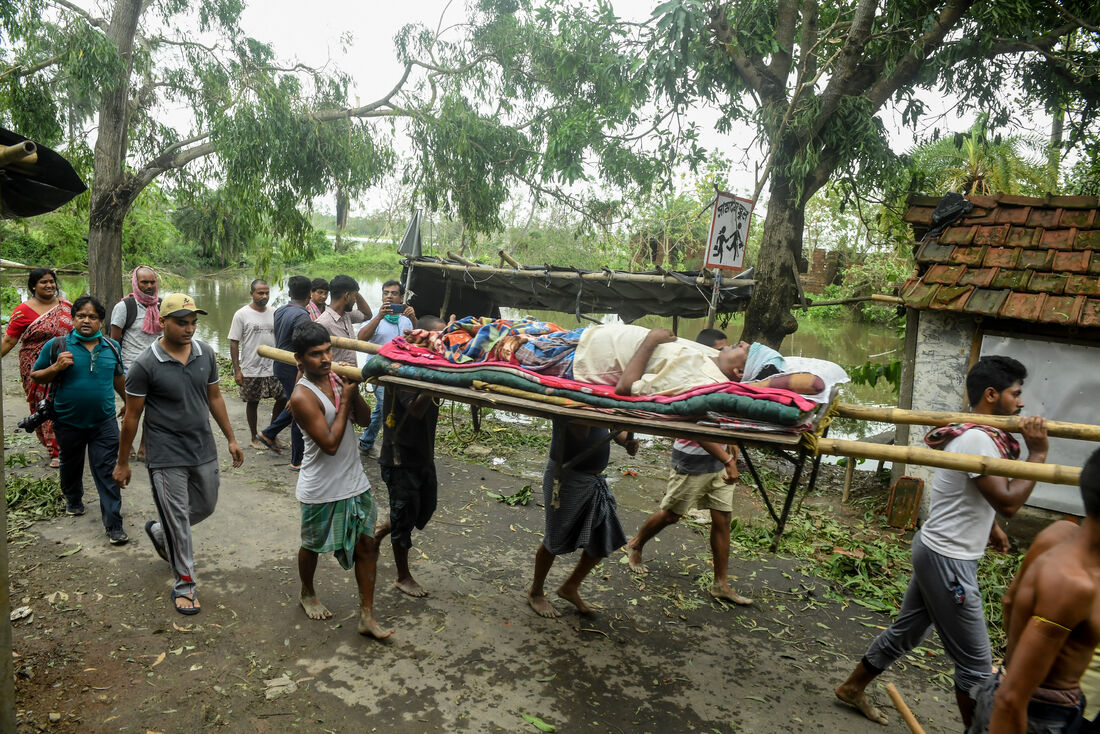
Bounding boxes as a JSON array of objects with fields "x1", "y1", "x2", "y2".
[{"x1": 389, "y1": 303, "x2": 404, "y2": 314}]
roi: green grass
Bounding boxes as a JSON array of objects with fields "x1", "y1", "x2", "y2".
[
  {"x1": 6, "y1": 473, "x2": 65, "y2": 538},
  {"x1": 725, "y1": 502, "x2": 1022, "y2": 651}
]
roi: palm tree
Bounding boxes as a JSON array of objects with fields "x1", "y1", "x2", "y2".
[{"x1": 908, "y1": 115, "x2": 1048, "y2": 197}]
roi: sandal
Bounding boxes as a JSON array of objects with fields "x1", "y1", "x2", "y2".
[
  {"x1": 172, "y1": 591, "x2": 200, "y2": 615},
  {"x1": 256, "y1": 433, "x2": 282, "y2": 454},
  {"x1": 49, "y1": 457, "x2": 60, "y2": 469}
]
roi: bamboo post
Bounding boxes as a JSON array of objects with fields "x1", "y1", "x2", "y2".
[
  {"x1": 498, "y1": 249, "x2": 521, "y2": 268},
  {"x1": 257, "y1": 345, "x2": 364, "y2": 380},
  {"x1": 885, "y1": 683, "x2": 926, "y2": 734},
  {"x1": 841, "y1": 460, "x2": 855, "y2": 503},
  {"x1": 816, "y1": 437, "x2": 1082, "y2": 486},
  {"x1": 705, "y1": 268, "x2": 721, "y2": 329},
  {"x1": 834, "y1": 404, "x2": 1100, "y2": 443}
]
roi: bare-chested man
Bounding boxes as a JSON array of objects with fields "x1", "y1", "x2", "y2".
[
  {"x1": 288, "y1": 321, "x2": 391, "y2": 639},
  {"x1": 966, "y1": 447, "x2": 1100, "y2": 733}
]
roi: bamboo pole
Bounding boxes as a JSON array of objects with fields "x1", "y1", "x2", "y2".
[
  {"x1": 257, "y1": 345, "x2": 363, "y2": 380},
  {"x1": 498, "y1": 249, "x2": 521, "y2": 268},
  {"x1": 806, "y1": 294, "x2": 903, "y2": 308},
  {"x1": 885, "y1": 683, "x2": 926, "y2": 734},
  {"x1": 0, "y1": 140, "x2": 36, "y2": 167},
  {"x1": 834, "y1": 404, "x2": 1100, "y2": 442},
  {"x1": 816, "y1": 437, "x2": 1082, "y2": 486},
  {"x1": 328, "y1": 336, "x2": 381, "y2": 355},
  {"x1": 407, "y1": 258, "x2": 754, "y2": 288},
  {"x1": 446, "y1": 251, "x2": 479, "y2": 268},
  {"x1": 1, "y1": 258, "x2": 86, "y2": 275}
]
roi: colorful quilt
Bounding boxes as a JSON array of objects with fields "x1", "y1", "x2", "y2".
[{"x1": 365, "y1": 338, "x2": 819, "y2": 427}]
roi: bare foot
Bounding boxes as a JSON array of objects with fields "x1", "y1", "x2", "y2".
[
  {"x1": 358, "y1": 610, "x2": 394, "y2": 639},
  {"x1": 626, "y1": 542, "x2": 648, "y2": 574},
  {"x1": 395, "y1": 576, "x2": 428, "y2": 598},
  {"x1": 527, "y1": 592, "x2": 561, "y2": 618},
  {"x1": 556, "y1": 584, "x2": 594, "y2": 614},
  {"x1": 710, "y1": 582, "x2": 754, "y2": 606},
  {"x1": 299, "y1": 590, "x2": 333, "y2": 620},
  {"x1": 835, "y1": 684, "x2": 889, "y2": 726},
  {"x1": 250, "y1": 438, "x2": 266, "y2": 451}
]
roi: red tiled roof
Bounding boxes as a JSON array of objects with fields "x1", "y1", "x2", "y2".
[{"x1": 901, "y1": 194, "x2": 1100, "y2": 329}]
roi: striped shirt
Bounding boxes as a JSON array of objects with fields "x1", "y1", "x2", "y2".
[{"x1": 670, "y1": 439, "x2": 723, "y2": 475}]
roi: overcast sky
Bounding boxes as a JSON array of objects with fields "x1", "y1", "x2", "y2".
[{"x1": 228, "y1": 1, "x2": 1038, "y2": 215}]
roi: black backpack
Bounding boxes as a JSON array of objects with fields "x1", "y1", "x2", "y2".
[{"x1": 121, "y1": 294, "x2": 162, "y2": 333}]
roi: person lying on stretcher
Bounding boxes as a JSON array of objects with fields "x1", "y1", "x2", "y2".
[{"x1": 566, "y1": 324, "x2": 824, "y2": 397}]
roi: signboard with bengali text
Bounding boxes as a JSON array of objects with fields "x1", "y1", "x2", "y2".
[{"x1": 704, "y1": 190, "x2": 754, "y2": 271}]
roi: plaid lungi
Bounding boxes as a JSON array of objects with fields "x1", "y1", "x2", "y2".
[
  {"x1": 541, "y1": 465, "x2": 626, "y2": 558},
  {"x1": 299, "y1": 491, "x2": 377, "y2": 570}
]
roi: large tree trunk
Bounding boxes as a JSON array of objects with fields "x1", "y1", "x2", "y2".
[
  {"x1": 739, "y1": 174, "x2": 806, "y2": 348},
  {"x1": 87, "y1": 210, "x2": 126, "y2": 305},
  {"x1": 87, "y1": 0, "x2": 143, "y2": 308}
]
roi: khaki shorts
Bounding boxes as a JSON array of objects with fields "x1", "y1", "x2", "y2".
[{"x1": 659, "y1": 470, "x2": 733, "y2": 515}]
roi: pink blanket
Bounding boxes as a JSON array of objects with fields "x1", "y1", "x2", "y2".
[{"x1": 378, "y1": 339, "x2": 817, "y2": 412}]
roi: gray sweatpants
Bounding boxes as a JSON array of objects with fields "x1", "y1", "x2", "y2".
[
  {"x1": 148, "y1": 460, "x2": 220, "y2": 598},
  {"x1": 865, "y1": 531, "x2": 992, "y2": 694}
]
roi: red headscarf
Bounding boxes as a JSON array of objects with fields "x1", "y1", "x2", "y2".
[{"x1": 130, "y1": 266, "x2": 162, "y2": 335}]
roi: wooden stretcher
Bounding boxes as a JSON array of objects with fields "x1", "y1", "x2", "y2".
[
  {"x1": 263, "y1": 343, "x2": 842, "y2": 548},
  {"x1": 258, "y1": 341, "x2": 1093, "y2": 548}
]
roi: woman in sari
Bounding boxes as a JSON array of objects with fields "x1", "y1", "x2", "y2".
[{"x1": 1, "y1": 267, "x2": 73, "y2": 467}]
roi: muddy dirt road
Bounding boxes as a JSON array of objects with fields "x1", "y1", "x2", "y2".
[{"x1": 3, "y1": 350, "x2": 962, "y2": 733}]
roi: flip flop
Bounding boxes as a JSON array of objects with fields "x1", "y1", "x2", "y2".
[
  {"x1": 145, "y1": 520, "x2": 169, "y2": 563},
  {"x1": 256, "y1": 433, "x2": 282, "y2": 453},
  {"x1": 172, "y1": 591, "x2": 200, "y2": 616}
]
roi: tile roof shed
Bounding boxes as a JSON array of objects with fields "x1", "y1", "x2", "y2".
[{"x1": 901, "y1": 194, "x2": 1100, "y2": 330}]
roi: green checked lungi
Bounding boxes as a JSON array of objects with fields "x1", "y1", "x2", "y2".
[{"x1": 299, "y1": 491, "x2": 377, "y2": 570}]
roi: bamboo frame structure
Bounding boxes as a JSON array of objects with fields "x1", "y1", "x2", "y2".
[
  {"x1": 834, "y1": 404, "x2": 1100, "y2": 442},
  {"x1": 407, "y1": 257, "x2": 754, "y2": 288}
]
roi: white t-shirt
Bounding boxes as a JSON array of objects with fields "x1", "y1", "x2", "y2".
[
  {"x1": 228, "y1": 305, "x2": 276, "y2": 377},
  {"x1": 572, "y1": 324, "x2": 728, "y2": 396},
  {"x1": 919, "y1": 429, "x2": 1003, "y2": 560},
  {"x1": 295, "y1": 379, "x2": 372, "y2": 504},
  {"x1": 367, "y1": 315, "x2": 413, "y2": 345},
  {"x1": 109, "y1": 298, "x2": 159, "y2": 369}
]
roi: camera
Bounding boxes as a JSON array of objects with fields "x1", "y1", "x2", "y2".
[
  {"x1": 18, "y1": 398, "x2": 56, "y2": 433},
  {"x1": 389, "y1": 303, "x2": 405, "y2": 315}
]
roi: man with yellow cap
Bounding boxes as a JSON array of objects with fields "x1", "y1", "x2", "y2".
[{"x1": 113, "y1": 293, "x2": 244, "y2": 615}]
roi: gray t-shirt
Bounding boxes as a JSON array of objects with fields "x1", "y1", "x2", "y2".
[
  {"x1": 110, "y1": 297, "x2": 160, "y2": 368},
  {"x1": 125, "y1": 338, "x2": 220, "y2": 469}
]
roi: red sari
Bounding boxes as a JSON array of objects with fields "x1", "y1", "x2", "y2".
[{"x1": 5, "y1": 300, "x2": 73, "y2": 457}]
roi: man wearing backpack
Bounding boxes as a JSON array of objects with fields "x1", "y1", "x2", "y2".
[
  {"x1": 110, "y1": 266, "x2": 161, "y2": 367},
  {"x1": 31, "y1": 296, "x2": 129, "y2": 544},
  {"x1": 110, "y1": 266, "x2": 161, "y2": 459}
]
